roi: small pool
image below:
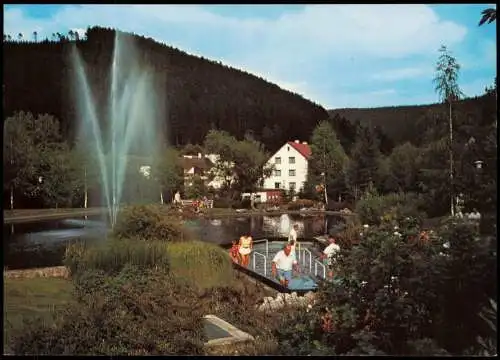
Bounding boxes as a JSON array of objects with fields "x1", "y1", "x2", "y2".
[{"x1": 233, "y1": 239, "x2": 327, "y2": 293}]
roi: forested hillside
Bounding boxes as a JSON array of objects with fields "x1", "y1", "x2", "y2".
[
  {"x1": 3, "y1": 26, "x2": 328, "y2": 152},
  {"x1": 329, "y1": 93, "x2": 496, "y2": 147}
]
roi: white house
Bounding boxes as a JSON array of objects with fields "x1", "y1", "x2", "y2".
[
  {"x1": 182, "y1": 153, "x2": 234, "y2": 189},
  {"x1": 263, "y1": 140, "x2": 311, "y2": 192}
]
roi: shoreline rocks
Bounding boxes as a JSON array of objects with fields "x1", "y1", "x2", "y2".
[
  {"x1": 256, "y1": 291, "x2": 316, "y2": 312},
  {"x1": 4, "y1": 266, "x2": 69, "y2": 279}
]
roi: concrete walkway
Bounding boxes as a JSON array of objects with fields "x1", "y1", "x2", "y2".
[{"x1": 3, "y1": 208, "x2": 107, "y2": 224}]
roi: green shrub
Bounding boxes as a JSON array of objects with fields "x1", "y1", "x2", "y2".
[
  {"x1": 113, "y1": 205, "x2": 190, "y2": 241},
  {"x1": 166, "y1": 241, "x2": 234, "y2": 290},
  {"x1": 337, "y1": 217, "x2": 363, "y2": 247},
  {"x1": 64, "y1": 237, "x2": 171, "y2": 278},
  {"x1": 274, "y1": 217, "x2": 495, "y2": 355},
  {"x1": 9, "y1": 266, "x2": 206, "y2": 355},
  {"x1": 355, "y1": 191, "x2": 426, "y2": 226},
  {"x1": 286, "y1": 199, "x2": 315, "y2": 211},
  {"x1": 64, "y1": 237, "x2": 234, "y2": 292},
  {"x1": 431, "y1": 219, "x2": 497, "y2": 354}
]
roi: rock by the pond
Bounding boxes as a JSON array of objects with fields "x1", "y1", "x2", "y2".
[{"x1": 257, "y1": 291, "x2": 315, "y2": 312}]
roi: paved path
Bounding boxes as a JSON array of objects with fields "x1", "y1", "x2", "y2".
[
  {"x1": 4, "y1": 207, "x2": 353, "y2": 224},
  {"x1": 3, "y1": 208, "x2": 107, "y2": 224}
]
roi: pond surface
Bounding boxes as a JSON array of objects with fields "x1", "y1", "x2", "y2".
[{"x1": 3, "y1": 213, "x2": 344, "y2": 270}]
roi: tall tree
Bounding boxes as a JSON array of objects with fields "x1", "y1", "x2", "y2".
[
  {"x1": 346, "y1": 124, "x2": 383, "y2": 198},
  {"x1": 479, "y1": 8, "x2": 496, "y2": 26},
  {"x1": 36, "y1": 143, "x2": 81, "y2": 208},
  {"x1": 32, "y1": 31, "x2": 37, "y2": 42},
  {"x1": 386, "y1": 142, "x2": 422, "y2": 193},
  {"x1": 308, "y1": 120, "x2": 348, "y2": 203},
  {"x1": 433, "y1": 45, "x2": 465, "y2": 216},
  {"x1": 185, "y1": 174, "x2": 206, "y2": 200},
  {"x1": 72, "y1": 138, "x2": 104, "y2": 209},
  {"x1": 3, "y1": 112, "x2": 75, "y2": 208},
  {"x1": 151, "y1": 147, "x2": 184, "y2": 204},
  {"x1": 203, "y1": 129, "x2": 273, "y2": 196}
]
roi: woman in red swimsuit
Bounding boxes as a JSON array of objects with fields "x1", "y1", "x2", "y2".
[{"x1": 229, "y1": 240, "x2": 241, "y2": 264}]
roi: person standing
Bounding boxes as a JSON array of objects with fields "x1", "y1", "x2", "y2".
[
  {"x1": 173, "y1": 191, "x2": 181, "y2": 206},
  {"x1": 288, "y1": 224, "x2": 299, "y2": 256},
  {"x1": 272, "y1": 243, "x2": 299, "y2": 288},
  {"x1": 321, "y1": 236, "x2": 340, "y2": 278},
  {"x1": 229, "y1": 240, "x2": 241, "y2": 264},
  {"x1": 238, "y1": 234, "x2": 253, "y2": 267}
]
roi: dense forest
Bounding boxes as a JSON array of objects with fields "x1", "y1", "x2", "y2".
[
  {"x1": 3, "y1": 26, "x2": 328, "y2": 152},
  {"x1": 328, "y1": 93, "x2": 496, "y2": 147}
]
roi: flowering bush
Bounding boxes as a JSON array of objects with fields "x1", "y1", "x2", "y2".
[{"x1": 274, "y1": 216, "x2": 496, "y2": 355}]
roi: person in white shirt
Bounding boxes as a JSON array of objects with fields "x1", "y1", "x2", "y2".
[
  {"x1": 321, "y1": 237, "x2": 340, "y2": 277},
  {"x1": 173, "y1": 191, "x2": 181, "y2": 206},
  {"x1": 288, "y1": 224, "x2": 299, "y2": 258},
  {"x1": 289, "y1": 224, "x2": 299, "y2": 243},
  {"x1": 272, "y1": 244, "x2": 298, "y2": 288}
]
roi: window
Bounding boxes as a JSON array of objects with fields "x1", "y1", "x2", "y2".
[
  {"x1": 287, "y1": 146, "x2": 290, "y2": 151},
  {"x1": 289, "y1": 182, "x2": 296, "y2": 190},
  {"x1": 275, "y1": 157, "x2": 281, "y2": 164},
  {"x1": 288, "y1": 157, "x2": 295, "y2": 164},
  {"x1": 274, "y1": 182, "x2": 280, "y2": 189},
  {"x1": 274, "y1": 169, "x2": 281, "y2": 177},
  {"x1": 289, "y1": 169, "x2": 296, "y2": 176}
]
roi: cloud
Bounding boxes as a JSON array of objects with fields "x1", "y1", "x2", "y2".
[
  {"x1": 3, "y1": 4, "x2": 491, "y2": 109},
  {"x1": 461, "y1": 77, "x2": 495, "y2": 98},
  {"x1": 371, "y1": 67, "x2": 432, "y2": 82}
]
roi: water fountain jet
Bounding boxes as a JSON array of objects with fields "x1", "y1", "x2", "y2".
[{"x1": 72, "y1": 31, "x2": 161, "y2": 228}]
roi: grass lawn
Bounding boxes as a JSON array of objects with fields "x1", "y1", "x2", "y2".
[{"x1": 3, "y1": 277, "x2": 73, "y2": 353}]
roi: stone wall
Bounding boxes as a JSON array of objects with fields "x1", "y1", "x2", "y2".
[{"x1": 4, "y1": 266, "x2": 70, "y2": 279}]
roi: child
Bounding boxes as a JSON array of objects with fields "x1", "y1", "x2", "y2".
[{"x1": 229, "y1": 240, "x2": 240, "y2": 264}]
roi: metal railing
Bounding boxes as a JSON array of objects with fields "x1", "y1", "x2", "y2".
[
  {"x1": 298, "y1": 248, "x2": 312, "y2": 275},
  {"x1": 252, "y1": 251, "x2": 267, "y2": 277},
  {"x1": 314, "y1": 260, "x2": 326, "y2": 279},
  {"x1": 253, "y1": 238, "x2": 269, "y2": 257}
]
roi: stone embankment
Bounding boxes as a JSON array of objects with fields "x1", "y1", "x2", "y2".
[
  {"x1": 4, "y1": 266, "x2": 70, "y2": 279},
  {"x1": 256, "y1": 291, "x2": 316, "y2": 312}
]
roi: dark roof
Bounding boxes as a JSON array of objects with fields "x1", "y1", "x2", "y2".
[
  {"x1": 287, "y1": 141, "x2": 312, "y2": 159},
  {"x1": 180, "y1": 157, "x2": 214, "y2": 171}
]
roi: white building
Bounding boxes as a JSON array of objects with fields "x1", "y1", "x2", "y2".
[
  {"x1": 182, "y1": 153, "x2": 234, "y2": 189},
  {"x1": 263, "y1": 140, "x2": 311, "y2": 192}
]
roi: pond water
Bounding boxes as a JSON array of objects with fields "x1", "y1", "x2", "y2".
[{"x1": 3, "y1": 213, "x2": 345, "y2": 270}]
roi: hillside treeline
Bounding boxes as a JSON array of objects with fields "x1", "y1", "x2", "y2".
[
  {"x1": 329, "y1": 92, "x2": 496, "y2": 147},
  {"x1": 3, "y1": 26, "x2": 328, "y2": 152}
]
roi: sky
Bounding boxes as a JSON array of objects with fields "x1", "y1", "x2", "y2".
[{"x1": 3, "y1": 4, "x2": 497, "y2": 109}]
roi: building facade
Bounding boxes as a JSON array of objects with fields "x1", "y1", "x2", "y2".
[
  {"x1": 181, "y1": 153, "x2": 233, "y2": 189},
  {"x1": 263, "y1": 140, "x2": 311, "y2": 192}
]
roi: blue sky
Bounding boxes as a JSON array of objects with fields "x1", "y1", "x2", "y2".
[{"x1": 4, "y1": 4, "x2": 497, "y2": 109}]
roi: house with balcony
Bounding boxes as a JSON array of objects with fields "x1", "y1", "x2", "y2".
[
  {"x1": 262, "y1": 140, "x2": 312, "y2": 193},
  {"x1": 181, "y1": 153, "x2": 234, "y2": 189}
]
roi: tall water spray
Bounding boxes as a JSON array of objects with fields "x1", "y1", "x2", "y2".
[{"x1": 72, "y1": 32, "x2": 162, "y2": 227}]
